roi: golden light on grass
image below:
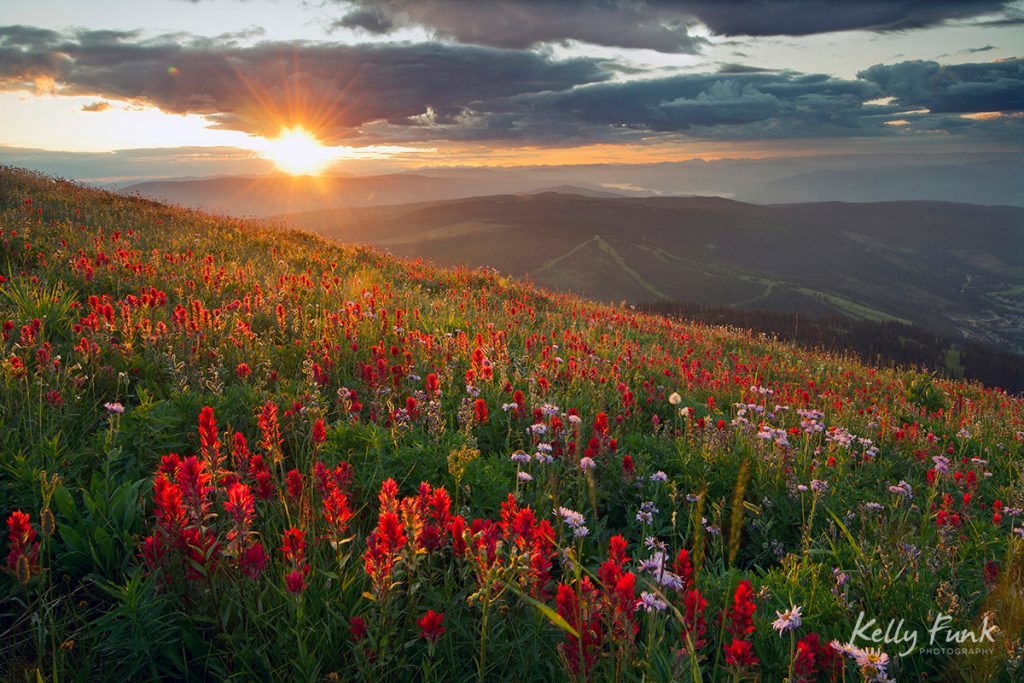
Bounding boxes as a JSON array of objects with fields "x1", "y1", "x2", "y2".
[{"x1": 257, "y1": 126, "x2": 341, "y2": 175}]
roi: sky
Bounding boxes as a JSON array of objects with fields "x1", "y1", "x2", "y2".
[{"x1": 0, "y1": 0, "x2": 1022, "y2": 180}]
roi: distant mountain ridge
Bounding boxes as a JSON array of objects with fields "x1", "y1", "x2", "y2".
[
  {"x1": 122, "y1": 174, "x2": 629, "y2": 216},
  {"x1": 119, "y1": 152, "x2": 1024, "y2": 217},
  {"x1": 523, "y1": 185, "x2": 624, "y2": 198}
]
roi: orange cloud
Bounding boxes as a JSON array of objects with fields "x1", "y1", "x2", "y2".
[{"x1": 80, "y1": 101, "x2": 110, "y2": 112}]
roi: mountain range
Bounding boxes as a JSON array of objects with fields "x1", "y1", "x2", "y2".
[{"x1": 120, "y1": 153, "x2": 1024, "y2": 217}]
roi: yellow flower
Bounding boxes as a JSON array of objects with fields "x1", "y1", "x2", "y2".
[{"x1": 447, "y1": 445, "x2": 480, "y2": 485}]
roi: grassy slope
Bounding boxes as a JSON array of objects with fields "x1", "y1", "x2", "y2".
[
  {"x1": 1, "y1": 167, "x2": 1023, "y2": 681},
  {"x1": 283, "y1": 193, "x2": 1024, "y2": 352}
]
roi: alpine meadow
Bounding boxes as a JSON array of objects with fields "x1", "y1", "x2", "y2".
[
  {"x1": 1, "y1": 166, "x2": 1021, "y2": 681},
  {"x1": 2, "y1": 1, "x2": 1024, "y2": 682}
]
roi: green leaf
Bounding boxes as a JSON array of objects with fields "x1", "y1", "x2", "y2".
[
  {"x1": 58, "y1": 524, "x2": 87, "y2": 554},
  {"x1": 826, "y1": 508, "x2": 866, "y2": 564},
  {"x1": 53, "y1": 486, "x2": 77, "y2": 521},
  {"x1": 511, "y1": 589, "x2": 579, "y2": 639}
]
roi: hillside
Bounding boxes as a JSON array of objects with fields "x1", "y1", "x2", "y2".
[
  {"x1": 283, "y1": 192, "x2": 1024, "y2": 354},
  {"x1": 1, "y1": 167, "x2": 1022, "y2": 682}
]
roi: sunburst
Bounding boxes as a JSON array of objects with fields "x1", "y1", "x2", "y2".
[{"x1": 257, "y1": 126, "x2": 341, "y2": 175}]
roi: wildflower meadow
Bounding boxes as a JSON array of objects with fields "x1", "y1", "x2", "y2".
[{"x1": 1, "y1": 167, "x2": 1022, "y2": 681}]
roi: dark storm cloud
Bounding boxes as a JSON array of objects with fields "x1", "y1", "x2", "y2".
[
  {"x1": 0, "y1": 25, "x2": 61, "y2": 46},
  {"x1": 0, "y1": 25, "x2": 64, "y2": 81},
  {"x1": 334, "y1": 7, "x2": 395, "y2": 34},
  {"x1": 677, "y1": 0, "x2": 1015, "y2": 36},
  {"x1": 332, "y1": 1, "x2": 1017, "y2": 51},
  {"x1": 1, "y1": 25, "x2": 1019, "y2": 147},
  {"x1": 0, "y1": 26, "x2": 613, "y2": 142},
  {"x1": 450, "y1": 70, "x2": 889, "y2": 142},
  {"x1": 859, "y1": 58, "x2": 1024, "y2": 113},
  {"x1": 717, "y1": 63, "x2": 776, "y2": 74},
  {"x1": 337, "y1": 1, "x2": 706, "y2": 53},
  {"x1": 357, "y1": 61, "x2": 1021, "y2": 145}
]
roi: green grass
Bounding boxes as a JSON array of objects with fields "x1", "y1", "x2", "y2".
[{"x1": 0, "y1": 167, "x2": 1022, "y2": 682}]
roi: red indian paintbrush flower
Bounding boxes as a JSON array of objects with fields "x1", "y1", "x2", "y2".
[
  {"x1": 724, "y1": 638, "x2": 759, "y2": 670},
  {"x1": 281, "y1": 528, "x2": 306, "y2": 564},
  {"x1": 6, "y1": 511, "x2": 39, "y2": 583},
  {"x1": 285, "y1": 568, "x2": 306, "y2": 594},
  {"x1": 721, "y1": 580, "x2": 758, "y2": 674},
  {"x1": 257, "y1": 401, "x2": 282, "y2": 462},
  {"x1": 323, "y1": 488, "x2": 354, "y2": 539},
  {"x1": 198, "y1": 406, "x2": 222, "y2": 472},
  {"x1": 598, "y1": 534, "x2": 628, "y2": 588},
  {"x1": 525, "y1": 519, "x2": 556, "y2": 599},
  {"x1": 158, "y1": 453, "x2": 181, "y2": 477},
  {"x1": 418, "y1": 609, "x2": 445, "y2": 642},
  {"x1": 176, "y1": 456, "x2": 212, "y2": 526},
  {"x1": 281, "y1": 527, "x2": 308, "y2": 593},
  {"x1": 555, "y1": 578, "x2": 602, "y2": 678},
  {"x1": 223, "y1": 481, "x2": 256, "y2": 564},
  {"x1": 792, "y1": 632, "x2": 838, "y2": 683},
  {"x1": 348, "y1": 615, "x2": 368, "y2": 641},
  {"x1": 239, "y1": 542, "x2": 268, "y2": 580},
  {"x1": 621, "y1": 454, "x2": 635, "y2": 476},
  {"x1": 314, "y1": 460, "x2": 353, "y2": 495},
  {"x1": 415, "y1": 483, "x2": 452, "y2": 552},
  {"x1": 474, "y1": 398, "x2": 488, "y2": 423},
  {"x1": 681, "y1": 588, "x2": 708, "y2": 652},
  {"x1": 377, "y1": 478, "x2": 400, "y2": 514},
  {"x1": 153, "y1": 476, "x2": 186, "y2": 531},
  {"x1": 726, "y1": 579, "x2": 757, "y2": 638},
  {"x1": 312, "y1": 418, "x2": 327, "y2": 444},
  {"x1": 224, "y1": 482, "x2": 254, "y2": 530},
  {"x1": 450, "y1": 515, "x2": 467, "y2": 557},
  {"x1": 286, "y1": 469, "x2": 303, "y2": 500},
  {"x1": 673, "y1": 549, "x2": 694, "y2": 590},
  {"x1": 231, "y1": 433, "x2": 251, "y2": 472}
]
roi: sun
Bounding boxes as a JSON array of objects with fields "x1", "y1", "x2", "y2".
[{"x1": 259, "y1": 126, "x2": 340, "y2": 175}]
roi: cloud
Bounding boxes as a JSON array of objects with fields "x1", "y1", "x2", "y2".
[
  {"x1": 335, "y1": 1, "x2": 706, "y2": 53},
  {"x1": 717, "y1": 63, "x2": 776, "y2": 74},
  {"x1": 453, "y1": 70, "x2": 888, "y2": 143},
  {"x1": 0, "y1": 25, "x2": 65, "y2": 83},
  {"x1": 366, "y1": 62, "x2": 1020, "y2": 145},
  {"x1": 330, "y1": 1, "x2": 1018, "y2": 52},
  {"x1": 80, "y1": 100, "x2": 111, "y2": 112},
  {"x1": 859, "y1": 58, "x2": 1024, "y2": 113},
  {"x1": 1, "y1": 25, "x2": 1019, "y2": 148},
  {"x1": 0, "y1": 26, "x2": 613, "y2": 142},
  {"x1": 676, "y1": 0, "x2": 1016, "y2": 36},
  {"x1": 334, "y1": 7, "x2": 395, "y2": 34}
]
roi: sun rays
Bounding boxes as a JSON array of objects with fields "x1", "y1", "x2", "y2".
[{"x1": 255, "y1": 126, "x2": 342, "y2": 175}]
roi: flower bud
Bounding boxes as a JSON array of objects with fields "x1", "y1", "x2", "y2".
[
  {"x1": 16, "y1": 555, "x2": 31, "y2": 585},
  {"x1": 40, "y1": 507, "x2": 55, "y2": 537}
]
